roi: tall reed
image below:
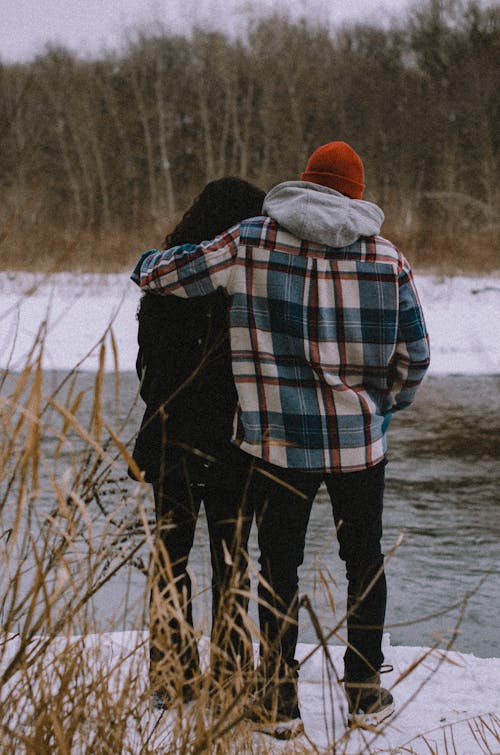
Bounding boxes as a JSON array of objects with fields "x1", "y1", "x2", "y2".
[{"x1": 0, "y1": 318, "x2": 498, "y2": 753}]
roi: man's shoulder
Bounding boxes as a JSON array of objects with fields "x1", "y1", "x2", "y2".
[
  {"x1": 239, "y1": 215, "x2": 277, "y2": 242},
  {"x1": 364, "y1": 235, "x2": 406, "y2": 270},
  {"x1": 370, "y1": 234, "x2": 399, "y2": 251},
  {"x1": 239, "y1": 216, "x2": 307, "y2": 255},
  {"x1": 237, "y1": 220, "x2": 407, "y2": 269}
]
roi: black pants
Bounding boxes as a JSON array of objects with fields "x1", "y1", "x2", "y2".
[
  {"x1": 150, "y1": 451, "x2": 253, "y2": 687},
  {"x1": 246, "y1": 457, "x2": 387, "y2": 683},
  {"x1": 151, "y1": 450, "x2": 386, "y2": 688}
]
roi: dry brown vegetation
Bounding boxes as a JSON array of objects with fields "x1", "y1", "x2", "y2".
[
  {"x1": 2, "y1": 223, "x2": 499, "y2": 277},
  {"x1": 1, "y1": 318, "x2": 499, "y2": 753},
  {"x1": 0, "y1": 0, "x2": 499, "y2": 274},
  {"x1": 1, "y1": 0, "x2": 500, "y2": 750}
]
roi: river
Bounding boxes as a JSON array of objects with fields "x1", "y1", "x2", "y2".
[{"x1": 2, "y1": 371, "x2": 499, "y2": 658}]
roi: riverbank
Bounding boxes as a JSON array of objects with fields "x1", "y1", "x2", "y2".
[
  {"x1": 1, "y1": 272, "x2": 500, "y2": 374},
  {"x1": 1, "y1": 272, "x2": 499, "y2": 752},
  {"x1": 3, "y1": 631, "x2": 498, "y2": 753}
]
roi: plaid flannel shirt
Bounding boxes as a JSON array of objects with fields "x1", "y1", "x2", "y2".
[{"x1": 132, "y1": 217, "x2": 430, "y2": 472}]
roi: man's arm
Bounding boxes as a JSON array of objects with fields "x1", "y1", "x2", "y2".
[
  {"x1": 130, "y1": 225, "x2": 241, "y2": 297},
  {"x1": 388, "y1": 263, "x2": 430, "y2": 412}
]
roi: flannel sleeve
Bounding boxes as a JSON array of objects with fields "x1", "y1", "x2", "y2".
[
  {"x1": 388, "y1": 262, "x2": 431, "y2": 412},
  {"x1": 130, "y1": 225, "x2": 240, "y2": 297}
]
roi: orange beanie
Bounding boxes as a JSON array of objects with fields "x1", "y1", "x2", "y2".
[{"x1": 301, "y1": 141, "x2": 365, "y2": 199}]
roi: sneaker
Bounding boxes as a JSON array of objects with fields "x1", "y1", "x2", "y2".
[
  {"x1": 150, "y1": 666, "x2": 201, "y2": 711},
  {"x1": 246, "y1": 662, "x2": 305, "y2": 740},
  {"x1": 150, "y1": 650, "x2": 201, "y2": 711},
  {"x1": 250, "y1": 714, "x2": 304, "y2": 741},
  {"x1": 344, "y1": 672, "x2": 395, "y2": 727},
  {"x1": 150, "y1": 681, "x2": 198, "y2": 711},
  {"x1": 151, "y1": 690, "x2": 168, "y2": 711}
]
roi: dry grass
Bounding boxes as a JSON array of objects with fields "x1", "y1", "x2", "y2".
[
  {"x1": 0, "y1": 335, "x2": 257, "y2": 753},
  {"x1": 0, "y1": 323, "x2": 498, "y2": 753},
  {"x1": 0, "y1": 226, "x2": 162, "y2": 274},
  {"x1": 385, "y1": 225, "x2": 500, "y2": 276},
  {"x1": 1, "y1": 217, "x2": 499, "y2": 276}
]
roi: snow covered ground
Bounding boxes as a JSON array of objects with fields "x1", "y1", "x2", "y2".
[
  {"x1": 1, "y1": 271, "x2": 499, "y2": 752},
  {"x1": 1, "y1": 272, "x2": 500, "y2": 374},
  {"x1": 3, "y1": 631, "x2": 499, "y2": 753}
]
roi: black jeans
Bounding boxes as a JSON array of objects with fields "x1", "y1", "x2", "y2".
[
  {"x1": 150, "y1": 451, "x2": 253, "y2": 689},
  {"x1": 151, "y1": 449, "x2": 386, "y2": 689},
  {"x1": 247, "y1": 458, "x2": 387, "y2": 683}
]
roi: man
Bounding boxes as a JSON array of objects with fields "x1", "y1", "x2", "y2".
[{"x1": 131, "y1": 142, "x2": 430, "y2": 738}]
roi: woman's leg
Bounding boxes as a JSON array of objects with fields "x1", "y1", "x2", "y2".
[
  {"x1": 150, "y1": 457, "x2": 203, "y2": 703},
  {"x1": 202, "y1": 454, "x2": 254, "y2": 682}
]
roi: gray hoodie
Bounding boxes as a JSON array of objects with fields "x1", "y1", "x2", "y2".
[{"x1": 262, "y1": 181, "x2": 384, "y2": 247}]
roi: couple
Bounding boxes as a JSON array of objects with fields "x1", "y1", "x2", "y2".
[{"x1": 130, "y1": 142, "x2": 430, "y2": 739}]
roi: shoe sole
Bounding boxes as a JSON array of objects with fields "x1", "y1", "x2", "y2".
[
  {"x1": 249, "y1": 718, "x2": 305, "y2": 740},
  {"x1": 347, "y1": 700, "x2": 395, "y2": 728},
  {"x1": 151, "y1": 697, "x2": 198, "y2": 715}
]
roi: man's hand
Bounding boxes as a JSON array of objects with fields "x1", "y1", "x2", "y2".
[{"x1": 131, "y1": 249, "x2": 157, "y2": 285}]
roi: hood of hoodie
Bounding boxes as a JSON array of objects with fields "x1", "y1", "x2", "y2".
[{"x1": 263, "y1": 181, "x2": 384, "y2": 247}]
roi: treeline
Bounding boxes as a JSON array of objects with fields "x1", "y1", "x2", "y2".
[{"x1": 1, "y1": 0, "x2": 499, "y2": 270}]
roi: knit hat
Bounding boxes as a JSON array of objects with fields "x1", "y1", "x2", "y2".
[{"x1": 301, "y1": 141, "x2": 365, "y2": 199}]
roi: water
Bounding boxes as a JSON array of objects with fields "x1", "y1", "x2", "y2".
[
  {"x1": 3, "y1": 372, "x2": 499, "y2": 657},
  {"x1": 303, "y1": 376, "x2": 500, "y2": 657}
]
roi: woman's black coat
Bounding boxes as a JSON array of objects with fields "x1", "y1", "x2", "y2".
[{"x1": 131, "y1": 291, "x2": 237, "y2": 483}]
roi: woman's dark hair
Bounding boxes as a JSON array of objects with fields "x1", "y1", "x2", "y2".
[{"x1": 163, "y1": 177, "x2": 266, "y2": 247}]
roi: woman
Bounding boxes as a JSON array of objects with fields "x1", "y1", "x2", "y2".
[{"x1": 131, "y1": 177, "x2": 266, "y2": 708}]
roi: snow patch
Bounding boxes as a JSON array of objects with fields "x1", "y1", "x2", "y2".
[{"x1": 1, "y1": 272, "x2": 499, "y2": 374}]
